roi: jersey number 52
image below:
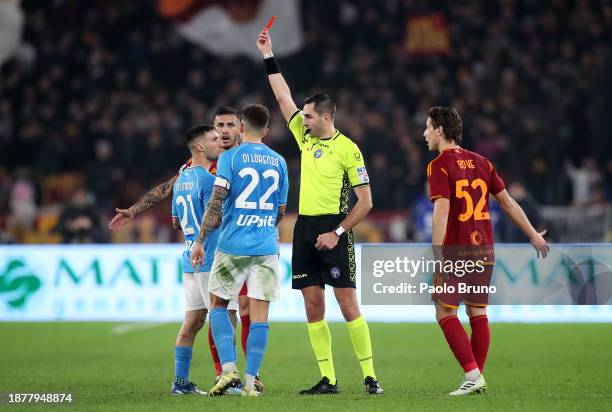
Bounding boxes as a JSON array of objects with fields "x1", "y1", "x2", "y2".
[{"x1": 455, "y1": 178, "x2": 490, "y2": 222}]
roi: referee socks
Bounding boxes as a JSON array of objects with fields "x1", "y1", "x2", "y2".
[
  {"x1": 347, "y1": 315, "x2": 377, "y2": 380},
  {"x1": 307, "y1": 319, "x2": 336, "y2": 384}
]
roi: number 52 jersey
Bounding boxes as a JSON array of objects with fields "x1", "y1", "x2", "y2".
[
  {"x1": 427, "y1": 147, "x2": 505, "y2": 247},
  {"x1": 214, "y1": 142, "x2": 289, "y2": 256}
]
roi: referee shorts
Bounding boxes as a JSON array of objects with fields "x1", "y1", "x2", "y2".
[{"x1": 292, "y1": 214, "x2": 356, "y2": 289}]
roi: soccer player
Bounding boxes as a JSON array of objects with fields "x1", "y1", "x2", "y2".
[
  {"x1": 256, "y1": 30, "x2": 383, "y2": 395},
  {"x1": 424, "y1": 106, "x2": 550, "y2": 395},
  {"x1": 108, "y1": 106, "x2": 262, "y2": 390},
  {"x1": 170, "y1": 125, "x2": 220, "y2": 395},
  {"x1": 190, "y1": 104, "x2": 288, "y2": 397}
]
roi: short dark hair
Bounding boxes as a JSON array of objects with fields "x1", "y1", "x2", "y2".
[
  {"x1": 304, "y1": 93, "x2": 336, "y2": 119},
  {"x1": 213, "y1": 105, "x2": 241, "y2": 119},
  {"x1": 186, "y1": 124, "x2": 215, "y2": 146},
  {"x1": 427, "y1": 106, "x2": 463, "y2": 144},
  {"x1": 241, "y1": 104, "x2": 270, "y2": 131}
]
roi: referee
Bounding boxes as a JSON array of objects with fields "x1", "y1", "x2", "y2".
[{"x1": 257, "y1": 30, "x2": 383, "y2": 395}]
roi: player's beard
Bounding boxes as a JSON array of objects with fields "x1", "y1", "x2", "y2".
[{"x1": 221, "y1": 136, "x2": 236, "y2": 149}]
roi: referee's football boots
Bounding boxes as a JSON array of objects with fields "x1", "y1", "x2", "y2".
[
  {"x1": 298, "y1": 377, "x2": 339, "y2": 395},
  {"x1": 364, "y1": 376, "x2": 383, "y2": 395}
]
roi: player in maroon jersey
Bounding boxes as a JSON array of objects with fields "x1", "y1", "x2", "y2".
[
  {"x1": 424, "y1": 106, "x2": 549, "y2": 395},
  {"x1": 109, "y1": 106, "x2": 263, "y2": 392}
]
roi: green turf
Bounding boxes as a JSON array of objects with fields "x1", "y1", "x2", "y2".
[{"x1": 0, "y1": 322, "x2": 611, "y2": 411}]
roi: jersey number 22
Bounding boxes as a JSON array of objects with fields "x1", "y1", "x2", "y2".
[{"x1": 235, "y1": 167, "x2": 279, "y2": 211}]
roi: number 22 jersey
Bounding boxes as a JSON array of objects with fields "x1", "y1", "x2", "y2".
[
  {"x1": 427, "y1": 147, "x2": 505, "y2": 247},
  {"x1": 214, "y1": 142, "x2": 289, "y2": 256}
]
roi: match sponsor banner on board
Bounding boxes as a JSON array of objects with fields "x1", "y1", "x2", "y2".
[{"x1": 1, "y1": 244, "x2": 611, "y2": 322}]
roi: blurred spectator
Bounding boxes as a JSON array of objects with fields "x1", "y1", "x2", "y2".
[
  {"x1": 412, "y1": 183, "x2": 433, "y2": 242},
  {"x1": 0, "y1": 1, "x2": 610, "y2": 242},
  {"x1": 565, "y1": 157, "x2": 602, "y2": 205},
  {"x1": 54, "y1": 189, "x2": 104, "y2": 243},
  {"x1": 6, "y1": 168, "x2": 38, "y2": 239},
  {"x1": 498, "y1": 181, "x2": 543, "y2": 242}
]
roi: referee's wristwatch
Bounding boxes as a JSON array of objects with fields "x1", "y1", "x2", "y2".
[{"x1": 334, "y1": 226, "x2": 346, "y2": 237}]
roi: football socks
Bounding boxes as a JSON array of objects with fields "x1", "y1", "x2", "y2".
[
  {"x1": 470, "y1": 315, "x2": 490, "y2": 373},
  {"x1": 207, "y1": 325, "x2": 222, "y2": 375},
  {"x1": 241, "y1": 315, "x2": 251, "y2": 355},
  {"x1": 307, "y1": 319, "x2": 336, "y2": 385},
  {"x1": 210, "y1": 307, "x2": 237, "y2": 369},
  {"x1": 245, "y1": 322, "x2": 269, "y2": 387},
  {"x1": 347, "y1": 316, "x2": 376, "y2": 380},
  {"x1": 438, "y1": 315, "x2": 478, "y2": 373},
  {"x1": 174, "y1": 346, "x2": 192, "y2": 385}
]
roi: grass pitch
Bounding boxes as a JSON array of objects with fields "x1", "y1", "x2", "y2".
[{"x1": 1, "y1": 322, "x2": 611, "y2": 411}]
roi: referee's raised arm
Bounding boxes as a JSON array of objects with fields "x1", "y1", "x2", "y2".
[
  {"x1": 256, "y1": 30, "x2": 298, "y2": 122},
  {"x1": 256, "y1": 26, "x2": 383, "y2": 396}
]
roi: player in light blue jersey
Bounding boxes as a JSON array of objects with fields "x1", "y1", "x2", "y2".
[
  {"x1": 169, "y1": 125, "x2": 222, "y2": 395},
  {"x1": 191, "y1": 104, "x2": 288, "y2": 397}
]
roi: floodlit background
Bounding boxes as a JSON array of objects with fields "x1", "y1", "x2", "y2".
[
  {"x1": 0, "y1": 0, "x2": 611, "y2": 322},
  {"x1": 1, "y1": 2, "x2": 612, "y2": 410},
  {"x1": 1, "y1": 0, "x2": 610, "y2": 246}
]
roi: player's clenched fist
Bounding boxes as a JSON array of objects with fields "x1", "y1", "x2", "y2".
[
  {"x1": 190, "y1": 241, "x2": 205, "y2": 269},
  {"x1": 257, "y1": 31, "x2": 273, "y2": 55}
]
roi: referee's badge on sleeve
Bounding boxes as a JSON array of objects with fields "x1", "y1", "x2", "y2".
[{"x1": 357, "y1": 166, "x2": 369, "y2": 183}]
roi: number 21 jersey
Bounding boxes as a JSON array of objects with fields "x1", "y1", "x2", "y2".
[
  {"x1": 172, "y1": 165, "x2": 219, "y2": 273},
  {"x1": 427, "y1": 147, "x2": 505, "y2": 247}
]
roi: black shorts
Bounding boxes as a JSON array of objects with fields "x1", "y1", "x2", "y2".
[{"x1": 292, "y1": 214, "x2": 356, "y2": 289}]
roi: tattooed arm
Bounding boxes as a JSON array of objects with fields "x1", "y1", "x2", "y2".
[
  {"x1": 108, "y1": 177, "x2": 176, "y2": 230},
  {"x1": 190, "y1": 186, "x2": 229, "y2": 268}
]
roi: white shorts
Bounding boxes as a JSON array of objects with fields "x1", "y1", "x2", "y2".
[
  {"x1": 183, "y1": 272, "x2": 239, "y2": 312},
  {"x1": 209, "y1": 251, "x2": 280, "y2": 302}
]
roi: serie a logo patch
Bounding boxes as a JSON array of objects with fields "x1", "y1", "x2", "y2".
[{"x1": 357, "y1": 166, "x2": 369, "y2": 182}]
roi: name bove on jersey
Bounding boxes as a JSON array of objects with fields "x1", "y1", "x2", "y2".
[{"x1": 214, "y1": 143, "x2": 289, "y2": 256}]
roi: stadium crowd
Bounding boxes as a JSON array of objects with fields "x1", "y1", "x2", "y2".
[{"x1": 1, "y1": 0, "x2": 611, "y2": 244}]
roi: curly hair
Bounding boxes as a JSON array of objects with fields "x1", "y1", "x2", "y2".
[{"x1": 427, "y1": 106, "x2": 463, "y2": 144}]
